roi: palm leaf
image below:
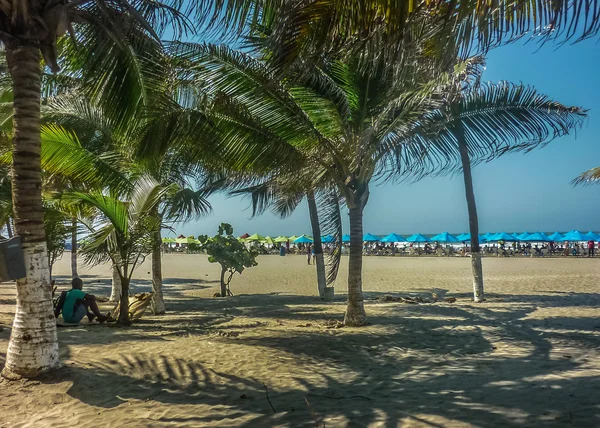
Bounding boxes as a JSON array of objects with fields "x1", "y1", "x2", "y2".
[{"x1": 572, "y1": 167, "x2": 600, "y2": 186}]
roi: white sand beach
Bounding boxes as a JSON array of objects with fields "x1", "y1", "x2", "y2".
[{"x1": 1, "y1": 254, "x2": 600, "y2": 427}]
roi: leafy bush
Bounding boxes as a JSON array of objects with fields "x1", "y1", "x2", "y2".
[{"x1": 198, "y1": 223, "x2": 258, "y2": 296}]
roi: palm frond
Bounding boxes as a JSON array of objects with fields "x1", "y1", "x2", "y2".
[
  {"x1": 572, "y1": 167, "x2": 600, "y2": 186},
  {"x1": 162, "y1": 187, "x2": 212, "y2": 222},
  {"x1": 316, "y1": 189, "x2": 343, "y2": 286}
]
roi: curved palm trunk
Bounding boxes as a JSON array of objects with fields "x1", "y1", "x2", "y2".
[
  {"x1": 2, "y1": 45, "x2": 60, "y2": 379},
  {"x1": 457, "y1": 124, "x2": 484, "y2": 302},
  {"x1": 307, "y1": 191, "x2": 326, "y2": 298},
  {"x1": 110, "y1": 264, "x2": 122, "y2": 302},
  {"x1": 344, "y1": 205, "x2": 367, "y2": 326},
  {"x1": 71, "y1": 217, "x2": 78, "y2": 278},
  {"x1": 151, "y1": 228, "x2": 166, "y2": 314}
]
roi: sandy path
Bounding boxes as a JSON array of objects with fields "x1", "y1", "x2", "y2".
[{"x1": 1, "y1": 254, "x2": 599, "y2": 427}]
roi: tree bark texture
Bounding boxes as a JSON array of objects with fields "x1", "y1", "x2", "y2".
[
  {"x1": 457, "y1": 123, "x2": 484, "y2": 302},
  {"x1": 118, "y1": 276, "x2": 130, "y2": 325},
  {"x1": 110, "y1": 264, "x2": 122, "y2": 302},
  {"x1": 70, "y1": 217, "x2": 78, "y2": 278},
  {"x1": 151, "y1": 228, "x2": 165, "y2": 314},
  {"x1": 2, "y1": 45, "x2": 60, "y2": 379},
  {"x1": 344, "y1": 205, "x2": 367, "y2": 326},
  {"x1": 6, "y1": 220, "x2": 13, "y2": 238},
  {"x1": 307, "y1": 191, "x2": 326, "y2": 297}
]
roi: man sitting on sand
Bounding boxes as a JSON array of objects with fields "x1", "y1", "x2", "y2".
[{"x1": 54, "y1": 278, "x2": 108, "y2": 323}]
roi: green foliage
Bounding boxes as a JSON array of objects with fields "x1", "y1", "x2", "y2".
[{"x1": 198, "y1": 223, "x2": 258, "y2": 296}]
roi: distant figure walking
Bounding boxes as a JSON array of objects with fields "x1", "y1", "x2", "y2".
[
  {"x1": 588, "y1": 240, "x2": 595, "y2": 257},
  {"x1": 307, "y1": 244, "x2": 312, "y2": 265}
]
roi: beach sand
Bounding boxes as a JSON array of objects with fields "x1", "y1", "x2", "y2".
[{"x1": 1, "y1": 254, "x2": 599, "y2": 427}]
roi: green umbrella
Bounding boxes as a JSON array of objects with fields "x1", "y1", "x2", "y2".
[
  {"x1": 162, "y1": 237, "x2": 176, "y2": 243},
  {"x1": 264, "y1": 236, "x2": 274, "y2": 244},
  {"x1": 288, "y1": 235, "x2": 299, "y2": 242},
  {"x1": 176, "y1": 236, "x2": 197, "y2": 244},
  {"x1": 246, "y1": 233, "x2": 265, "y2": 241},
  {"x1": 274, "y1": 236, "x2": 289, "y2": 243}
]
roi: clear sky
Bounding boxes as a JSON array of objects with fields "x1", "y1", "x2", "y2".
[{"x1": 171, "y1": 39, "x2": 600, "y2": 238}]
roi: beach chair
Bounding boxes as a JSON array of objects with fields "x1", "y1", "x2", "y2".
[{"x1": 109, "y1": 292, "x2": 154, "y2": 321}]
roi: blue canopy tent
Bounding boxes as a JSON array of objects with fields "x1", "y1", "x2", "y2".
[
  {"x1": 321, "y1": 235, "x2": 335, "y2": 243},
  {"x1": 516, "y1": 232, "x2": 531, "y2": 240},
  {"x1": 522, "y1": 232, "x2": 551, "y2": 242},
  {"x1": 547, "y1": 232, "x2": 564, "y2": 241},
  {"x1": 561, "y1": 230, "x2": 588, "y2": 242},
  {"x1": 406, "y1": 233, "x2": 430, "y2": 243},
  {"x1": 482, "y1": 232, "x2": 495, "y2": 240},
  {"x1": 456, "y1": 233, "x2": 469, "y2": 241},
  {"x1": 294, "y1": 235, "x2": 313, "y2": 244},
  {"x1": 381, "y1": 233, "x2": 406, "y2": 243},
  {"x1": 430, "y1": 232, "x2": 459, "y2": 243},
  {"x1": 363, "y1": 233, "x2": 381, "y2": 242},
  {"x1": 585, "y1": 231, "x2": 600, "y2": 241},
  {"x1": 341, "y1": 234, "x2": 350, "y2": 243},
  {"x1": 511, "y1": 233, "x2": 521, "y2": 240},
  {"x1": 489, "y1": 232, "x2": 518, "y2": 241}
]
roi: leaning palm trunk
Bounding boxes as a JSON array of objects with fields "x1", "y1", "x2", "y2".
[
  {"x1": 110, "y1": 264, "x2": 122, "y2": 302},
  {"x1": 456, "y1": 124, "x2": 484, "y2": 302},
  {"x1": 71, "y1": 217, "x2": 78, "y2": 278},
  {"x1": 345, "y1": 205, "x2": 367, "y2": 326},
  {"x1": 307, "y1": 192, "x2": 326, "y2": 297},
  {"x1": 150, "y1": 228, "x2": 166, "y2": 314},
  {"x1": 1, "y1": 46, "x2": 60, "y2": 379}
]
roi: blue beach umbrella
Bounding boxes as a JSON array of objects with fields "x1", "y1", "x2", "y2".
[
  {"x1": 321, "y1": 235, "x2": 335, "y2": 243},
  {"x1": 294, "y1": 235, "x2": 313, "y2": 244},
  {"x1": 456, "y1": 233, "x2": 469, "y2": 241},
  {"x1": 430, "y1": 232, "x2": 459, "y2": 243},
  {"x1": 522, "y1": 232, "x2": 551, "y2": 242},
  {"x1": 561, "y1": 230, "x2": 588, "y2": 242},
  {"x1": 585, "y1": 231, "x2": 600, "y2": 241},
  {"x1": 482, "y1": 232, "x2": 495, "y2": 240},
  {"x1": 342, "y1": 234, "x2": 350, "y2": 243},
  {"x1": 547, "y1": 232, "x2": 564, "y2": 241},
  {"x1": 511, "y1": 233, "x2": 521, "y2": 240},
  {"x1": 489, "y1": 232, "x2": 518, "y2": 241},
  {"x1": 516, "y1": 232, "x2": 531, "y2": 240},
  {"x1": 381, "y1": 233, "x2": 406, "y2": 243},
  {"x1": 363, "y1": 233, "x2": 381, "y2": 242},
  {"x1": 406, "y1": 233, "x2": 431, "y2": 243}
]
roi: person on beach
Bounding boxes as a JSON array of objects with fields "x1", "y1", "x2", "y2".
[
  {"x1": 54, "y1": 278, "x2": 108, "y2": 323},
  {"x1": 307, "y1": 244, "x2": 312, "y2": 265},
  {"x1": 587, "y1": 240, "x2": 595, "y2": 257}
]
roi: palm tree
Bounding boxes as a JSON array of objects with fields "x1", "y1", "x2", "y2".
[
  {"x1": 415, "y1": 65, "x2": 587, "y2": 301},
  {"x1": 169, "y1": 44, "x2": 586, "y2": 325},
  {"x1": 0, "y1": 0, "x2": 199, "y2": 378},
  {"x1": 203, "y1": 0, "x2": 600, "y2": 71},
  {"x1": 65, "y1": 176, "x2": 169, "y2": 325}
]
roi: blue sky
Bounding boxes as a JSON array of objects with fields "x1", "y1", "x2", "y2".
[{"x1": 172, "y1": 39, "x2": 600, "y2": 238}]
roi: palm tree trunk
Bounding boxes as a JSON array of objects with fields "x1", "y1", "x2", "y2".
[
  {"x1": 345, "y1": 205, "x2": 367, "y2": 326},
  {"x1": 307, "y1": 191, "x2": 327, "y2": 298},
  {"x1": 1, "y1": 45, "x2": 60, "y2": 379},
  {"x1": 71, "y1": 217, "x2": 78, "y2": 278},
  {"x1": 457, "y1": 124, "x2": 484, "y2": 302},
  {"x1": 110, "y1": 264, "x2": 122, "y2": 302},
  {"x1": 118, "y1": 276, "x2": 131, "y2": 325},
  {"x1": 151, "y1": 228, "x2": 166, "y2": 314},
  {"x1": 6, "y1": 219, "x2": 13, "y2": 238}
]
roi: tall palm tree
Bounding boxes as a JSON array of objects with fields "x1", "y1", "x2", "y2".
[
  {"x1": 168, "y1": 44, "x2": 586, "y2": 326},
  {"x1": 410, "y1": 60, "x2": 587, "y2": 301},
  {"x1": 0, "y1": 0, "x2": 199, "y2": 378}
]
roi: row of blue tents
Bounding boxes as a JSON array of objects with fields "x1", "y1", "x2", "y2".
[{"x1": 304, "y1": 230, "x2": 600, "y2": 244}]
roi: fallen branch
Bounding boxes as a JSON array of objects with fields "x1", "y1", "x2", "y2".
[{"x1": 263, "y1": 382, "x2": 276, "y2": 413}]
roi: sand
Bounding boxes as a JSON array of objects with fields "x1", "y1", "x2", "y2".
[{"x1": 1, "y1": 253, "x2": 599, "y2": 427}]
